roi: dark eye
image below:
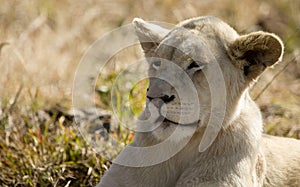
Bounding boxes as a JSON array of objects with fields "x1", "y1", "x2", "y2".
[
  {"x1": 152, "y1": 61, "x2": 161, "y2": 69},
  {"x1": 187, "y1": 61, "x2": 200, "y2": 70}
]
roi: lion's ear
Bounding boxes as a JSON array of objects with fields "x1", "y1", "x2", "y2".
[
  {"x1": 230, "y1": 31, "x2": 284, "y2": 79},
  {"x1": 133, "y1": 18, "x2": 170, "y2": 55}
]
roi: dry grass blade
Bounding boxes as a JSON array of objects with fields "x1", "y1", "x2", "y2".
[
  {"x1": 254, "y1": 57, "x2": 297, "y2": 101},
  {"x1": 0, "y1": 42, "x2": 9, "y2": 54},
  {"x1": 8, "y1": 84, "x2": 23, "y2": 113}
]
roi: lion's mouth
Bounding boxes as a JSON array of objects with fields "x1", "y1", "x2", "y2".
[
  {"x1": 146, "y1": 98, "x2": 200, "y2": 126},
  {"x1": 164, "y1": 118, "x2": 200, "y2": 126},
  {"x1": 155, "y1": 113, "x2": 200, "y2": 126}
]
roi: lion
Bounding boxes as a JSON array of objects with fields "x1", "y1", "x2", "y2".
[{"x1": 97, "y1": 16, "x2": 300, "y2": 187}]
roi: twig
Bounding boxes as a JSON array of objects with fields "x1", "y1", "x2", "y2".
[
  {"x1": 0, "y1": 42, "x2": 9, "y2": 54},
  {"x1": 254, "y1": 57, "x2": 296, "y2": 101},
  {"x1": 8, "y1": 84, "x2": 23, "y2": 113}
]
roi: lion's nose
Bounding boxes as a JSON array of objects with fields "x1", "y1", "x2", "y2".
[
  {"x1": 146, "y1": 94, "x2": 175, "y2": 104},
  {"x1": 160, "y1": 95, "x2": 175, "y2": 103}
]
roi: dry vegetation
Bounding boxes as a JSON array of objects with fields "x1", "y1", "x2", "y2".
[{"x1": 0, "y1": 0, "x2": 299, "y2": 186}]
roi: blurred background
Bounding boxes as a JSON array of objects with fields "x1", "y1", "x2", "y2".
[{"x1": 0, "y1": 0, "x2": 299, "y2": 186}]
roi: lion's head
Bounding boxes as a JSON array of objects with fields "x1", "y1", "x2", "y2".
[{"x1": 133, "y1": 16, "x2": 283, "y2": 151}]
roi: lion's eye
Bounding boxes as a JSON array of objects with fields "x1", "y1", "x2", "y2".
[
  {"x1": 187, "y1": 61, "x2": 205, "y2": 74},
  {"x1": 187, "y1": 61, "x2": 201, "y2": 70},
  {"x1": 152, "y1": 61, "x2": 161, "y2": 70}
]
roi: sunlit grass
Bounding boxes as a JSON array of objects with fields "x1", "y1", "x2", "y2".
[{"x1": 0, "y1": 101, "x2": 110, "y2": 186}]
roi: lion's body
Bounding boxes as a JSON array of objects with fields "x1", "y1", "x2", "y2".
[
  {"x1": 97, "y1": 16, "x2": 300, "y2": 187},
  {"x1": 262, "y1": 135, "x2": 300, "y2": 186}
]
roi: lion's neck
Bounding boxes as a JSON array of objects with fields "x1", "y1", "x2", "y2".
[
  {"x1": 209, "y1": 90, "x2": 263, "y2": 153},
  {"x1": 172, "y1": 94, "x2": 264, "y2": 184},
  {"x1": 224, "y1": 88, "x2": 248, "y2": 126}
]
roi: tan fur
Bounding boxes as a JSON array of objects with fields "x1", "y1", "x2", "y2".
[{"x1": 97, "y1": 16, "x2": 300, "y2": 187}]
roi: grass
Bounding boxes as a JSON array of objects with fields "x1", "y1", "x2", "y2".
[
  {"x1": 0, "y1": 0, "x2": 299, "y2": 186},
  {"x1": 0, "y1": 98, "x2": 111, "y2": 186}
]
